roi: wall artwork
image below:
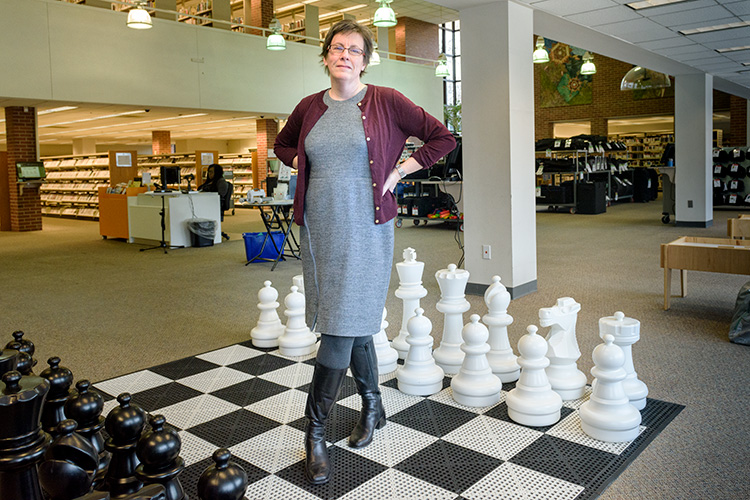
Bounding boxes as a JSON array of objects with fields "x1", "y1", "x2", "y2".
[{"x1": 538, "y1": 39, "x2": 593, "y2": 108}]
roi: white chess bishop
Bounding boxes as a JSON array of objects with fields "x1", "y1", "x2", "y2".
[
  {"x1": 373, "y1": 308, "x2": 398, "y2": 374},
  {"x1": 392, "y1": 248, "x2": 427, "y2": 360},
  {"x1": 451, "y1": 315, "x2": 502, "y2": 407},
  {"x1": 250, "y1": 281, "x2": 286, "y2": 348},
  {"x1": 397, "y1": 308, "x2": 444, "y2": 396},
  {"x1": 278, "y1": 286, "x2": 317, "y2": 357},
  {"x1": 539, "y1": 297, "x2": 587, "y2": 400},
  {"x1": 433, "y1": 263, "x2": 470, "y2": 375},
  {"x1": 599, "y1": 311, "x2": 648, "y2": 410},
  {"x1": 579, "y1": 334, "x2": 642, "y2": 443},
  {"x1": 506, "y1": 325, "x2": 562, "y2": 427},
  {"x1": 483, "y1": 276, "x2": 520, "y2": 383}
]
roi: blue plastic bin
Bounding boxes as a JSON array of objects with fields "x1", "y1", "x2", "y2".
[{"x1": 243, "y1": 231, "x2": 284, "y2": 261}]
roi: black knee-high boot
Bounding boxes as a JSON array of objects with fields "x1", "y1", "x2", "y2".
[
  {"x1": 348, "y1": 340, "x2": 386, "y2": 448},
  {"x1": 304, "y1": 362, "x2": 347, "y2": 484}
]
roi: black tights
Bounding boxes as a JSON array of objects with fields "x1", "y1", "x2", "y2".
[{"x1": 316, "y1": 334, "x2": 373, "y2": 370}]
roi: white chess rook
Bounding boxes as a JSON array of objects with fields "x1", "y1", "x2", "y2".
[
  {"x1": 373, "y1": 307, "x2": 398, "y2": 374},
  {"x1": 579, "y1": 334, "x2": 642, "y2": 442},
  {"x1": 506, "y1": 325, "x2": 562, "y2": 427},
  {"x1": 539, "y1": 297, "x2": 587, "y2": 400},
  {"x1": 251, "y1": 280, "x2": 286, "y2": 348},
  {"x1": 599, "y1": 312, "x2": 648, "y2": 410},
  {"x1": 483, "y1": 276, "x2": 520, "y2": 383},
  {"x1": 451, "y1": 315, "x2": 502, "y2": 407},
  {"x1": 433, "y1": 264, "x2": 470, "y2": 375},
  {"x1": 392, "y1": 248, "x2": 427, "y2": 359},
  {"x1": 397, "y1": 308, "x2": 444, "y2": 396},
  {"x1": 278, "y1": 286, "x2": 317, "y2": 357}
]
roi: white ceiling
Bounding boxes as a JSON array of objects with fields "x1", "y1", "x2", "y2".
[{"x1": 1, "y1": 0, "x2": 749, "y2": 149}]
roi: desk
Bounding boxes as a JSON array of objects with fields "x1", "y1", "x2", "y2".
[
  {"x1": 660, "y1": 236, "x2": 750, "y2": 310},
  {"x1": 246, "y1": 200, "x2": 300, "y2": 270},
  {"x1": 128, "y1": 192, "x2": 221, "y2": 247}
]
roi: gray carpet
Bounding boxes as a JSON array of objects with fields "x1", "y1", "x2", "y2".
[{"x1": 1, "y1": 196, "x2": 748, "y2": 499}]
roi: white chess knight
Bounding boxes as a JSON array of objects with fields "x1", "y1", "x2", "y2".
[
  {"x1": 278, "y1": 286, "x2": 317, "y2": 357},
  {"x1": 397, "y1": 308, "x2": 444, "y2": 396},
  {"x1": 483, "y1": 276, "x2": 520, "y2": 383},
  {"x1": 451, "y1": 315, "x2": 502, "y2": 407},
  {"x1": 373, "y1": 308, "x2": 398, "y2": 374},
  {"x1": 392, "y1": 248, "x2": 427, "y2": 360},
  {"x1": 506, "y1": 325, "x2": 562, "y2": 427},
  {"x1": 538, "y1": 297, "x2": 587, "y2": 400},
  {"x1": 599, "y1": 311, "x2": 648, "y2": 410},
  {"x1": 433, "y1": 263, "x2": 470, "y2": 375},
  {"x1": 250, "y1": 281, "x2": 286, "y2": 348},
  {"x1": 579, "y1": 334, "x2": 642, "y2": 443}
]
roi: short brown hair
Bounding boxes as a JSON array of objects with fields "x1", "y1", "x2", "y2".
[{"x1": 320, "y1": 19, "x2": 374, "y2": 76}]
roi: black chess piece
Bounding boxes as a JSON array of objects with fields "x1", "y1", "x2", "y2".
[
  {"x1": 7, "y1": 340, "x2": 35, "y2": 375},
  {"x1": 38, "y1": 419, "x2": 100, "y2": 500},
  {"x1": 102, "y1": 393, "x2": 146, "y2": 497},
  {"x1": 40, "y1": 356, "x2": 75, "y2": 438},
  {"x1": 66, "y1": 380, "x2": 112, "y2": 489},
  {"x1": 0, "y1": 343, "x2": 19, "y2": 377},
  {"x1": 135, "y1": 414, "x2": 185, "y2": 500},
  {"x1": 73, "y1": 484, "x2": 168, "y2": 500},
  {"x1": 197, "y1": 449, "x2": 248, "y2": 500},
  {"x1": 0, "y1": 370, "x2": 52, "y2": 500},
  {"x1": 6, "y1": 330, "x2": 37, "y2": 369}
]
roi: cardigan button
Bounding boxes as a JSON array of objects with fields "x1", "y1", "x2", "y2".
[
  {"x1": 375, "y1": 219, "x2": 379, "y2": 223},
  {"x1": 370, "y1": 160, "x2": 373, "y2": 164},
  {"x1": 366, "y1": 137, "x2": 371, "y2": 141},
  {"x1": 376, "y1": 206, "x2": 380, "y2": 210},
  {"x1": 358, "y1": 102, "x2": 362, "y2": 106},
  {"x1": 362, "y1": 115, "x2": 366, "y2": 119},
  {"x1": 372, "y1": 182, "x2": 377, "y2": 187}
]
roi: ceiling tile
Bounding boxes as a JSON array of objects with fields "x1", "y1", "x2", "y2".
[
  {"x1": 526, "y1": 0, "x2": 618, "y2": 17},
  {"x1": 564, "y1": 5, "x2": 641, "y2": 26},
  {"x1": 687, "y1": 26, "x2": 750, "y2": 43},
  {"x1": 656, "y1": 44, "x2": 711, "y2": 56},
  {"x1": 628, "y1": 0, "x2": 716, "y2": 17},
  {"x1": 700, "y1": 35, "x2": 750, "y2": 50},
  {"x1": 723, "y1": 2, "x2": 750, "y2": 16},
  {"x1": 592, "y1": 16, "x2": 663, "y2": 36},
  {"x1": 650, "y1": 6, "x2": 739, "y2": 29},
  {"x1": 619, "y1": 25, "x2": 679, "y2": 42},
  {"x1": 637, "y1": 36, "x2": 697, "y2": 50}
]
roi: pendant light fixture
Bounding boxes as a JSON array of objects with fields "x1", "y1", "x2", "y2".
[
  {"x1": 373, "y1": 0, "x2": 397, "y2": 28},
  {"x1": 532, "y1": 36, "x2": 549, "y2": 64},
  {"x1": 266, "y1": 18, "x2": 286, "y2": 51},
  {"x1": 620, "y1": 66, "x2": 671, "y2": 90},
  {"x1": 580, "y1": 52, "x2": 596, "y2": 75},
  {"x1": 435, "y1": 54, "x2": 450, "y2": 78},
  {"x1": 127, "y1": 1, "x2": 153, "y2": 30},
  {"x1": 370, "y1": 43, "x2": 381, "y2": 66}
]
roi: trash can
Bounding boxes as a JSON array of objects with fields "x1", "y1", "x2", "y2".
[
  {"x1": 658, "y1": 166, "x2": 676, "y2": 224},
  {"x1": 187, "y1": 218, "x2": 217, "y2": 247}
]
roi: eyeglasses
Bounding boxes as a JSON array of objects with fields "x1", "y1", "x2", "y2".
[{"x1": 329, "y1": 44, "x2": 365, "y2": 57}]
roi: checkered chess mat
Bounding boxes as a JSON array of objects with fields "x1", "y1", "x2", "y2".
[{"x1": 93, "y1": 341, "x2": 684, "y2": 500}]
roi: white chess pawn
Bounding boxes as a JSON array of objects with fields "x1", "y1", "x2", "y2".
[
  {"x1": 373, "y1": 307, "x2": 398, "y2": 374},
  {"x1": 451, "y1": 315, "x2": 502, "y2": 407},
  {"x1": 250, "y1": 281, "x2": 286, "y2": 348},
  {"x1": 278, "y1": 286, "x2": 317, "y2": 357},
  {"x1": 292, "y1": 274, "x2": 320, "y2": 338},
  {"x1": 483, "y1": 276, "x2": 520, "y2": 383},
  {"x1": 433, "y1": 263, "x2": 470, "y2": 375},
  {"x1": 397, "y1": 308, "x2": 444, "y2": 396},
  {"x1": 392, "y1": 248, "x2": 427, "y2": 359},
  {"x1": 599, "y1": 312, "x2": 648, "y2": 410},
  {"x1": 539, "y1": 297, "x2": 587, "y2": 400},
  {"x1": 506, "y1": 325, "x2": 562, "y2": 427},
  {"x1": 579, "y1": 334, "x2": 642, "y2": 442}
]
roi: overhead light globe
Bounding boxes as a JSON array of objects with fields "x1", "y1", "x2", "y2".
[
  {"x1": 373, "y1": 0, "x2": 397, "y2": 28},
  {"x1": 620, "y1": 66, "x2": 671, "y2": 90},
  {"x1": 580, "y1": 52, "x2": 596, "y2": 75},
  {"x1": 435, "y1": 54, "x2": 450, "y2": 78},
  {"x1": 370, "y1": 50, "x2": 381, "y2": 66},
  {"x1": 532, "y1": 36, "x2": 549, "y2": 64},
  {"x1": 127, "y1": 4, "x2": 152, "y2": 30},
  {"x1": 266, "y1": 18, "x2": 286, "y2": 51}
]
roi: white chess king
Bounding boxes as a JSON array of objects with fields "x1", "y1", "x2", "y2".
[{"x1": 392, "y1": 248, "x2": 427, "y2": 360}]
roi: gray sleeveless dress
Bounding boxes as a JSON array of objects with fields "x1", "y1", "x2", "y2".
[{"x1": 300, "y1": 87, "x2": 394, "y2": 337}]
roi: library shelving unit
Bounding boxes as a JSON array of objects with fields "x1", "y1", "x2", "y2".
[
  {"x1": 41, "y1": 153, "x2": 110, "y2": 219},
  {"x1": 535, "y1": 150, "x2": 586, "y2": 213},
  {"x1": 217, "y1": 152, "x2": 255, "y2": 204},
  {"x1": 177, "y1": 0, "x2": 213, "y2": 26},
  {"x1": 610, "y1": 133, "x2": 673, "y2": 168},
  {"x1": 712, "y1": 147, "x2": 750, "y2": 210}
]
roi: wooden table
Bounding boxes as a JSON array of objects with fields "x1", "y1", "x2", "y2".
[
  {"x1": 660, "y1": 236, "x2": 750, "y2": 310},
  {"x1": 727, "y1": 217, "x2": 750, "y2": 239}
]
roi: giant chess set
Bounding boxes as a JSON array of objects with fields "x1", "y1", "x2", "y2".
[{"x1": 0, "y1": 247, "x2": 684, "y2": 500}]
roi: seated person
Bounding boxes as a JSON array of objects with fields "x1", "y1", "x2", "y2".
[{"x1": 198, "y1": 164, "x2": 231, "y2": 240}]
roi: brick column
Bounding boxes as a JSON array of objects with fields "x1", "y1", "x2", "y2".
[
  {"x1": 590, "y1": 118, "x2": 608, "y2": 138},
  {"x1": 244, "y1": 0, "x2": 274, "y2": 36},
  {"x1": 5, "y1": 106, "x2": 42, "y2": 232},
  {"x1": 255, "y1": 118, "x2": 278, "y2": 192},
  {"x1": 152, "y1": 131, "x2": 172, "y2": 154},
  {"x1": 729, "y1": 95, "x2": 748, "y2": 147},
  {"x1": 394, "y1": 17, "x2": 439, "y2": 64}
]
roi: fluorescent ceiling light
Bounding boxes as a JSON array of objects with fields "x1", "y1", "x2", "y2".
[
  {"x1": 743, "y1": 62, "x2": 750, "y2": 66},
  {"x1": 38, "y1": 110, "x2": 147, "y2": 128},
  {"x1": 319, "y1": 5, "x2": 368, "y2": 20},
  {"x1": 626, "y1": 0, "x2": 690, "y2": 10},
  {"x1": 38, "y1": 106, "x2": 79, "y2": 115},
  {"x1": 680, "y1": 20, "x2": 750, "y2": 36},
  {"x1": 274, "y1": 0, "x2": 318, "y2": 14},
  {"x1": 716, "y1": 45, "x2": 750, "y2": 54}
]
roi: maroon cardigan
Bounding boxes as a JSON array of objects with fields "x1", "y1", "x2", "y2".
[{"x1": 274, "y1": 85, "x2": 456, "y2": 225}]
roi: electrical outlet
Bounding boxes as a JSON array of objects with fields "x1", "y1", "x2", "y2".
[
  {"x1": 482, "y1": 245, "x2": 491, "y2": 260},
  {"x1": 688, "y1": 200, "x2": 693, "y2": 208}
]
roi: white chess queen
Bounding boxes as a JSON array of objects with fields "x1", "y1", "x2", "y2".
[{"x1": 273, "y1": 20, "x2": 456, "y2": 486}]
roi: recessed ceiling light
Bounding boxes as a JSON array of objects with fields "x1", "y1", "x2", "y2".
[
  {"x1": 716, "y1": 45, "x2": 750, "y2": 54},
  {"x1": 38, "y1": 106, "x2": 79, "y2": 115},
  {"x1": 680, "y1": 20, "x2": 750, "y2": 36},
  {"x1": 626, "y1": 0, "x2": 690, "y2": 10},
  {"x1": 38, "y1": 110, "x2": 147, "y2": 128}
]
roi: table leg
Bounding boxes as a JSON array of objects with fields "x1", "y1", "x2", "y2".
[
  {"x1": 680, "y1": 269, "x2": 687, "y2": 297},
  {"x1": 664, "y1": 267, "x2": 671, "y2": 310}
]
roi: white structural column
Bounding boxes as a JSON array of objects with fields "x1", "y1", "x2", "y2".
[
  {"x1": 675, "y1": 73, "x2": 713, "y2": 227},
  {"x1": 460, "y1": 0, "x2": 537, "y2": 298}
]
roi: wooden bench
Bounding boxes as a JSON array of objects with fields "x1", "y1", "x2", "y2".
[
  {"x1": 659, "y1": 236, "x2": 750, "y2": 310},
  {"x1": 728, "y1": 217, "x2": 750, "y2": 239}
]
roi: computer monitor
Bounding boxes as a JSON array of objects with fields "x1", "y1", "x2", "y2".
[
  {"x1": 16, "y1": 162, "x2": 46, "y2": 181},
  {"x1": 159, "y1": 166, "x2": 181, "y2": 192},
  {"x1": 443, "y1": 138, "x2": 462, "y2": 180}
]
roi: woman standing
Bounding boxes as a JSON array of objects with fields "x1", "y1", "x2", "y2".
[{"x1": 274, "y1": 19, "x2": 455, "y2": 485}]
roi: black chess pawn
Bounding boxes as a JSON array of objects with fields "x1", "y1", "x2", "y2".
[
  {"x1": 6, "y1": 340, "x2": 35, "y2": 375},
  {"x1": 0, "y1": 342, "x2": 19, "y2": 376},
  {"x1": 197, "y1": 449, "x2": 248, "y2": 500},
  {"x1": 40, "y1": 356, "x2": 75, "y2": 438},
  {"x1": 0, "y1": 370, "x2": 52, "y2": 500},
  {"x1": 102, "y1": 393, "x2": 147, "y2": 497},
  {"x1": 38, "y1": 419, "x2": 100, "y2": 500},
  {"x1": 66, "y1": 380, "x2": 111, "y2": 489},
  {"x1": 135, "y1": 414, "x2": 185, "y2": 500},
  {"x1": 7, "y1": 330, "x2": 37, "y2": 369}
]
